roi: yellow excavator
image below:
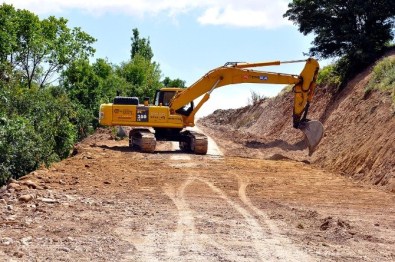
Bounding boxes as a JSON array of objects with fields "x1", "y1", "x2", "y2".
[{"x1": 99, "y1": 58, "x2": 324, "y2": 155}]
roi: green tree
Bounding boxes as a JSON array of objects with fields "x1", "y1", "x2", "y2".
[
  {"x1": 118, "y1": 53, "x2": 162, "y2": 101},
  {"x1": 61, "y1": 58, "x2": 129, "y2": 127},
  {"x1": 62, "y1": 59, "x2": 100, "y2": 109},
  {"x1": 284, "y1": 0, "x2": 395, "y2": 80},
  {"x1": 162, "y1": 76, "x2": 186, "y2": 88},
  {"x1": 131, "y1": 28, "x2": 154, "y2": 61},
  {"x1": 0, "y1": 4, "x2": 17, "y2": 78},
  {"x1": 0, "y1": 4, "x2": 96, "y2": 88}
]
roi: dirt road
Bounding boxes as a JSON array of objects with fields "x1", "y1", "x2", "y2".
[{"x1": 1, "y1": 128, "x2": 394, "y2": 261}]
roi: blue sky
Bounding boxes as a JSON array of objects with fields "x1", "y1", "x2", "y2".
[{"x1": 4, "y1": 0, "x2": 327, "y2": 117}]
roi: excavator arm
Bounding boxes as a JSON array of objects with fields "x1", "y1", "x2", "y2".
[{"x1": 169, "y1": 58, "x2": 323, "y2": 154}]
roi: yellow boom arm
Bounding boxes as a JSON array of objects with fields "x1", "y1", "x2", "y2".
[{"x1": 170, "y1": 58, "x2": 319, "y2": 128}]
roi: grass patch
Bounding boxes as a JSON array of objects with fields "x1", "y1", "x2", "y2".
[
  {"x1": 278, "y1": 63, "x2": 342, "y2": 97},
  {"x1": 366, "y1": 57, "x2": 395, "y2": 105}
]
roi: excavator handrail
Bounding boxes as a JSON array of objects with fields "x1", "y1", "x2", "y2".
[{"x1": 225, "y1": 59, "x2": 308, "y2": 69}]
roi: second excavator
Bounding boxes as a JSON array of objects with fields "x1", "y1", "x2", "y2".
[{"x1": 99, "y1": 58, "x2": 324, "y2": 155}]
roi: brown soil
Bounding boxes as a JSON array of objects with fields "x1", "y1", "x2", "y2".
[
  {"x1": 1, "y1": 52, "x2": 395, "y2": 261},
  {"x1": 1, "y1": 128, "x2": 394, "y2": 261},
  {"x1": 199, "y1": 52, "x2": 395, "y2": 192}
]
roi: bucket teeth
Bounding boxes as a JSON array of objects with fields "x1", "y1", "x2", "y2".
[{"x1": 299, "y1": 120, "x2": 324, "y2": 156}]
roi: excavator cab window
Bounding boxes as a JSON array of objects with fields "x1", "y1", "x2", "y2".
[
  {"x1": 154, "y1": 90, "x2": 194, "y2": 116},
  {"x1": 154, "y1": 90, "x2": 176, "y2": 106}
]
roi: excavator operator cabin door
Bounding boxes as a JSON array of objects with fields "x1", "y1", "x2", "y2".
[{"x1": 154, "y1": 90, "x2": 177, "y2": 106}]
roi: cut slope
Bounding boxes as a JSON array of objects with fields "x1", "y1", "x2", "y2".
[{"x1": 199, "y1": 53, "x2": 395, "y2": 191}]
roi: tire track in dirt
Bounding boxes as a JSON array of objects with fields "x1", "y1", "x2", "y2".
[
  {"x1": 114, "y1": 219, "x2": 160, "y2": 262},
  {"x1": 199, "y1": 178, "x2": 302, "y2": 261},
  {"x1": 235, "y1": 174, "x2": 313, "y2": 261},
  {"x1": 163, "y1": 176, "x2": 247, "y2": 261},
  {"x1": 115, "y1": 136, "x2": 312, "y2": 261},
  {"x1": 163, "y1": 177, "x2": 206, "y2": 260},
  {"x1": 166, "y1": 136, "x2": 312, "y2": 260}
]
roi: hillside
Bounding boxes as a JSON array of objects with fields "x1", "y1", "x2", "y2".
[{"x1": 199, "y1": 52, "x2": 395, "y2": 192}]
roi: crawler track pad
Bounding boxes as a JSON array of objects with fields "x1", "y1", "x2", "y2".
[{"x1": 299, "y1": 120, "x2": 324, "y2": 156}]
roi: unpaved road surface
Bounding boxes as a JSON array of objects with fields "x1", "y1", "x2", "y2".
[{"x1": 1, "y1": 128, "x2": 394, "y2": 261}]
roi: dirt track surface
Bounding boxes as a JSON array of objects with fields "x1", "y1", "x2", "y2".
[{"x1": 1, "y1": 128, "x2": 394, "y2": 261}]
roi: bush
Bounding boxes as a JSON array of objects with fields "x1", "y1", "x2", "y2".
[
  {"x1": 278, "y1": 85, "x2": 294, "y2": 96},
  {"x1": 0, "y1": 85, "x2": 91, "y2": 184},
  {"x1": 248, "y1": 90, "x2": 265, "y2": 105},
  {"x1": 366, "y1": 57, "x2": 395, "y2": 105},
  {"x1": 0, "y1": 116, "x2": 46, "y2": 184},
  {"x1": 317, "y1": 64, "x2": 342, "y2": 88}
]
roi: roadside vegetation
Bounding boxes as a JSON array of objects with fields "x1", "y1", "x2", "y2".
[
  {"x1": 316, "y1": 64, "x2": 342, "y2": 88},
  {"x1": 1, "y1": 1, "x2": 394, "y2": 185},
  {"x1": 282, "y1": 0, "x2": 395, "y2": 103},
  {"x1": 0, "y1": 4, "x2": 184, "y2": 185},
  {"x1": 285, "y1": 0, "x2": 395, "y2": 86},
  {"x1": 366, "y1": 57, "x2": 395, "y2": 105}
]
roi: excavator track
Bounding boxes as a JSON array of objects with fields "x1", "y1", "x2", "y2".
[
  {"x1": 179, "y1": 130, "x2": 208, "y2": 155},
  {"x1": 129, "y1": 128, "x2": 156, "y2": 153}
]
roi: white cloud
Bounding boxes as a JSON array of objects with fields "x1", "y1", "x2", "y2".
[
  {"x1": 3, "y1": 0, "x2": 290, "y2": 28},
  {"x1": 198, "y1": 4, "x2": 289, "y2": 28}
]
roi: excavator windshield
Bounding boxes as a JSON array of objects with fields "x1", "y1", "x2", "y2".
[
  {"x1": 154, "y1": 89, "x2": 194, "y2": 116},
  {"x1": 154, "y1": 90, "x2": 176, "y2": 106}
]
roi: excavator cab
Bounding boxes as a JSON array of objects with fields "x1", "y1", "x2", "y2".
[
  {"x1": 154, "y1": 88, "x2": 178, "y2": 106},
  {"x1": 154, "y1": 88, "x2": 194, "y2": 116}
]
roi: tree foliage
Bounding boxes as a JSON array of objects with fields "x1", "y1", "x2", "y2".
[
  {"x1": 61, "y1": 58, "x2": 129, "y2": 126},
  {"x1": 284, "y1": 0, "x2": 395, "y2": 81},
  {"x1": 0, "y1": 85, "x2": 90, "y2": 183},
  {"x1": 131, "y1": 28, "x2": 153, "y2": 61},
  {"x1": 117, "y1": 54, "x2": 162, "y2": 101},
  {"x1": 0, "y1": 5, "x2": 186, "y2": 185},
  {"x1": 0, "y1": 4, "x2": 96, "y2": 184},
  {"x1": 0, "y1": 3, "x2": 96, "y2": 88},
  {"x1": 162, "y1": 77, "x2": 186, "y2": 88}
]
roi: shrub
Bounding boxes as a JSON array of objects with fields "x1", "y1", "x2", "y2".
[
  {"x1": 278, "y1": 85, "x2": 293, "y2": 96},
  {"x1": 0, "y1": 116, "x2": 46, "y2": 184},
  {"x1": 248, "y1": 90, "x2": 265, "y2": 105},
  {"x1": 317, "y1": 64, "x2": 342, "y2": 88},
  {"x1": 366, "y1": 57, "x2": 395, "y2": 105},
  {"x1": 0, "y1": 85, "x2": 90, "y2": 184}
]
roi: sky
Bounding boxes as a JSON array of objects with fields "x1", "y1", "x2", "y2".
[{"x1": 3, "y1": 0, "x2": 327, "y2": 117}]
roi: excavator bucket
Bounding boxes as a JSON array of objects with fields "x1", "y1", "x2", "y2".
[{"x1": 299, "y1": 120, "x2": 324, "y2": 156}]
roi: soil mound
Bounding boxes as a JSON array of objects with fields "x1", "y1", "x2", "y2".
[{"x1": 199, "y1": 53, "x2": 395, "y2": 191}]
